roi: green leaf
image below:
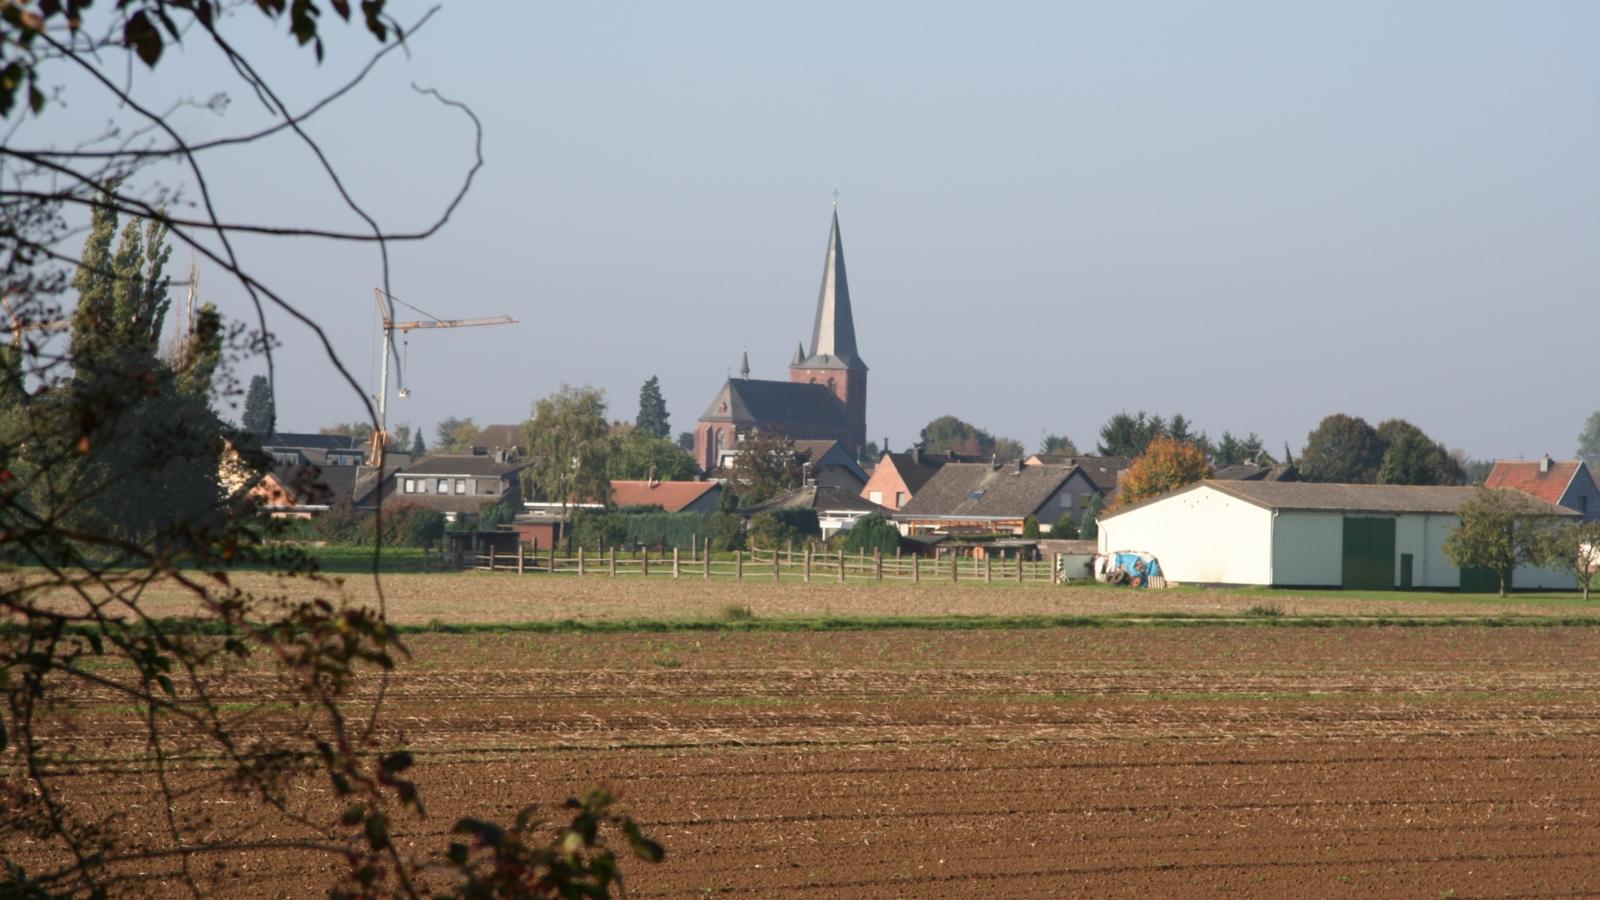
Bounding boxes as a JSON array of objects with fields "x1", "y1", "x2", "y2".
[
  {"x1": 364, "y1": 811, "x2": 390, "y2": 850},
  {"x1": 340, "y1": 803, "x2": 365, "y2": 826}
]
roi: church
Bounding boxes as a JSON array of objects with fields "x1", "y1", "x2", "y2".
[{"x1": 693, "y1": 208, "x2": 869, "y2": 472}]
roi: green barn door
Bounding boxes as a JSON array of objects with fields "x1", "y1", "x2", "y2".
[{"x1": 1341, "y1": 517, "x2": 1396, "y2": 590}]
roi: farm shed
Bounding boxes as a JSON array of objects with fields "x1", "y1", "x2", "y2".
[{"x1": 1097, "y1": 481, "x2": 1579, "y2": 590}]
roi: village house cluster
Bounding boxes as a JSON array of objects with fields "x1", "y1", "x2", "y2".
[{"x1": 244, "y1": 210, "x2": 1600, "y2": 593}]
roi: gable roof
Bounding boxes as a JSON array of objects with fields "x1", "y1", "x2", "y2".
[
  {"x1": 1103, "y1": 480, "x2": 1580, "y2": 520},
  {"x1": 472, "y1": 424, "x2": 525, "y2": 453},
  {"x1": 1484, "y1": 459, "x2": 1586, "y2": 505},
  {"x1": 791, "y1": 439, "x2": 868, "y2": 483},
  {"x1": 877, "y1": 451, "x2": 949, "y2": 495},
  {"x1": 897, "y1": 462, "x2": 1073, "y2": 519},
  {"x1": 610, "y1": 480, "x2": 720, "y2": 512},
  {"x1": 744, "y1": 483, "x2": 886, "y2": 517},
  {"x1": 1213, "y1": 463, "x2": 1301, "y2": 482},
  {"x1": 1026, "y1": 455, "x2": 1130, "y2": 493},
  {"x1": 401, "y1": 454, "x2": 526, "y2": 478},
  {"x1": 263, "y1": 432, "x2": 360, "y2": 452},
  {"x1": 267, "y1": 464, "x2": 360, "y2": 507},
  {"x1": 699, "y1": 378, "x2": 851, "y2": 428}
]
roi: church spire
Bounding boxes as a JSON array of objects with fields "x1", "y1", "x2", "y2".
[
  {"x1": 800, "y1": 208, "x2": 866, "y2": 371},
  {"x1": 740, "y1": 348, "x2": 750, "y2": 380}
]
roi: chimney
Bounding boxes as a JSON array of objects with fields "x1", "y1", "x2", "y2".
[
  {"x1": 1540, "y1": 454, "x2": 1552, "y2": 473},
  {"x1": 910, "y1": 447, "x2": 922, "y2": 466}
]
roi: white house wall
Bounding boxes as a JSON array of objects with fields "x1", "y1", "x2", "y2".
[{"x1": 1098, "y1": 486, "x2": 1275, "y2": 585}]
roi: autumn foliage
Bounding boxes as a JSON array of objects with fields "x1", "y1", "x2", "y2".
[{"x1": 1115, "y1": 436, "x2": 1214, "y2": 507}]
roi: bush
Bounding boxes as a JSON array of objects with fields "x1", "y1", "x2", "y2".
[
  {"x1": 618, "y1": 511, "x2": 707, "y2": 550},
  {"x1": 1050, "y1": 513, "x2": 1078, "y2": 539},
  {"x1": 1022, "y1": 515, "x2": 1040, "y2": 539},
  {"x1": 571, "y1": 510, "x2": 627, "y2": 550},
  {"x1": 396, "y1": 506, "x2": 445, "y2": 547},
  {"x1": 746, "y1": 507, "x2": 820, "y2": 551},
  {"x1": 842, "y1": 513, "x2": 900, "y2": 556},
  {"x1": 704, "y1": 511, "x2": 746, "y2": 552},
  {"x1": 1080, "y1": 495, "x2": 1103, "y2": 540}
]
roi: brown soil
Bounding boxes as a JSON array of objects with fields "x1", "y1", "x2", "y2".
[{"x1": 11, "y1": 626, "x2": 1600, "y2": 897}]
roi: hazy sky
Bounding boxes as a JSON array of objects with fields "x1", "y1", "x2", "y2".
[{"x1": 22, "y1": 2, "x2": 1600, "y2": 459}]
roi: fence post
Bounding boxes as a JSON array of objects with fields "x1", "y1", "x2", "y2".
[
  {"x1": 690, "y1": 534, "x2": 697, "y2": 563},
  {"x1": 773, "y1": 550, "x2": 780, "y2": 583},
  {"x1": 577, "y1": 546, "x2": 585, "y2": 576},
  {"x1": 951, "y1": 552, "x2": 958, "y2": 583},
  {"x1": 1016, "y1": 551, "x2": 1024, "y2": 584},
  {"x1": 804, "y1": 547, "x2": 812, "y2": 583},
  {"x1": 642, "y1": 546, "x2": 649, "y2": 578},
  {"x1": 518, "y1": 544, "x2": 525, "y2": 575},
  {"x1": 703, "y1": 545, "x2": 711, "y2": 579},
  {"x1": 787, "y1": 538, "x2": 793, "y2": 566},
  {"x1": 913, "y1": 554, "x2": 920, "y2": 584},
  {"x1": 609, "y1": 546, "x2": 617, "y2": 577},
  {"x1": 735, "y1": 550, "x2": 743, "y2": 582},
  {"x1": 875, "y1": 548, "x2": 883, "y2": 582},
  {"x1": 837, "y1": 550, "x2": 845, "y2": 584},
  {"x1": 488, "y1": 546, "x2": 496, "y2": 572},
  {"x1": 547, "y1": 544, "x2": 555, "y2": 576},
  {"x1": 985, "y1": 552, "x2": 992, "y2": 583},
  {"x1": 673, "y1": 547, "x2": 681, "y2": 579}
]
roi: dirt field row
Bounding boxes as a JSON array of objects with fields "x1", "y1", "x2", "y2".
[
  {"x1": 42, "y1": 569, "x2": 1600, "y2": 623},
  {"x1": 16, "y1": 626, "x2": 1600, "y2": 896}
]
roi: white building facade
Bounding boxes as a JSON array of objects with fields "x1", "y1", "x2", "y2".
[{"x1": 1097, "y1": 481, "x2": 1578, "y2": 590}]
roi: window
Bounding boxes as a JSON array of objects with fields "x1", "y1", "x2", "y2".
[
  {"x1": 454, "y1": 479, "x2": 467, "y2": 494},
  {"x1": 869, "y1": 490, "x2": 883, "y2": 504},
  {"x1": 403, "y1": 479, "x2": 416, "y2": 494},
  {"x1": 436, "y1": 479, "x2": 449, "y2": 493},
  {"x1": 1060, "y1": 493, "x2": 1074, "y2": 508}
]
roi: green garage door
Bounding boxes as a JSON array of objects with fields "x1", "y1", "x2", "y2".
[{"x1": 1341, "y1": 517, "x2": 1396, "y2": 590}]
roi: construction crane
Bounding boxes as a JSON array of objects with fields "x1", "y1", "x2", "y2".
[{"x1": 370, "y1": 287, "x2": 517, "y2": 464}]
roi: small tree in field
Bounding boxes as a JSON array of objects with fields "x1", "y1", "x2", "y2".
[
  {"x1": 1537, "y1": 520, "x2": 1600, "y2": 601},
  {"x1": 1443, "y1": 489, "x2": 1555, "y2": 597},
  {"x1": 1117, "y1": 436, "x2": 1212, "y2": 507},
  {"x1": 1021, "y1": 515, "x2": 1040, "y2": 539},
  {"x1": 1079, "y1": 494, "x2": 1103, "y2": 540},
  {"x1": 1051, "y1": 512, "x2": 1078, "y2": 539},
  {"x1": 843, "y1": 513, "x2": 900, "y2": 556}
]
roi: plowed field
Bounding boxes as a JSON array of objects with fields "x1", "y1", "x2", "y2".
[{"x1": 16, "y1": 626, "x2": 1600, "y2": 896}]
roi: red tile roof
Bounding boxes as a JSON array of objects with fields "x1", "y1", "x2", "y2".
[
  {"x1": 610, "y1": 480, "x2": 720, "y2": 512},
  {"x1": 1484, "y1": 459, "x2": 1584, "y2": 505}
]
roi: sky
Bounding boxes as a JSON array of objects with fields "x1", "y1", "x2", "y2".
[{"x1": 17, "y1": 1, "x2": 1600, "y2": 460}]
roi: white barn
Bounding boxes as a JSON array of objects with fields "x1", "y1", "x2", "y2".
[{"x1": 1097, "y1": 481, "x2": 1578, "y2": 590}]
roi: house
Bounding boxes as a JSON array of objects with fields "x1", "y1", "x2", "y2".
[
  {"x1": 791, "y1": 439, "x2": 869, "y2": 490},
  {"x1": 1097, "y1": 481, "x2": 1579, "y2": 590},
  {"x1": 260, "y1": 432, "x2": 365, "y2": 467},
  {"x1": 743, "y1": 484, "x2": 888, "y2": 539},
  {"x1": 249, "y1": 464, "x2": 362, "y2": 518},
  {"x1": 385, "y1": 454, "x2": 526, "y2": 522},
  {"x1": 895, "y1": 461, "x2": 1091, "y2": 536},
  {"x1": 1024, "y1": 455, "x2": 1131, "y2": 524},
  {"x1": 693, "y1": 208, "x2": 869, "y2": 470},
  {"x1": 1485, "y1": 456, "x2": 1600, "y2": 522},
  {"x1": 861, "y1": 448, "x2": 963, "y2": 512},
  {"x1": 1213, "y1": 463, "x2": 1301, "y2": 482},
  {"x1": 610, "y1": 479, "x2": 724, "y2": 513}
]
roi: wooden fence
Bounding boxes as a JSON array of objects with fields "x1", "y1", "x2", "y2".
[{"x1": 425, "y1": 544, "x2": 1060, "y2": 585}]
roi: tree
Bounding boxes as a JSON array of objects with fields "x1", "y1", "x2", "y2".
[
  {"x1": 1117, "y1": 437, "x2": 1213, "y2": 507},
  {"x1": 608, "y1": 425, "x2": 698, "y2": 481},
  {"x1": 410, "y1": 428, "x2": 427, "y2": 456},
  {"x1": 994, "y1": 436, "x2": 1027, "y2": 462},
  {"x1": 1050, "y1": 512, "x2": 1078, "y2": 538},
  {"x1": 728, "y1": 428, "x2": 804, "y2": 504},
  {"x1": 1578, "y1": 412, "x2": 1600, "y2": 469},
  {"x1": 635, "y1": 375, "x2": 670, "y2": 439},
  {"x1": 322, "y1": 420, "x2": 376, "y2": 444},
  {"x1": 747, "y1": 507, "x2": 821, "y2": 550},
  {"x1": 859, "y1": 439, "x2": 882, "y2": 465},
  {"x1": 1299, "y1": 414, "x2": 1384, "y2": 483},
  {"x1": 242, "y1": 374, "x2": 276, "y2": 436},
  {"x1": 525, "y1": 384, "x2": 613, "y2": 507},
  {"x1": 843, "y1": 513, "x2": 900, "y2": 556},
  {"x1": 1039, "y1": 434, "x2": 1078, "y2": 456},
  {"x1": 1537, "y1": 521, "x2": 1600, "y2": 601},
  {"x1": 1022, "y1": 515, "x2": 1041, "y2": 539},
  {"x1": 919, "y1": 415, "x2": 996, "y2": 457},
  {"x1": 0, "y1": 5, "x2": 658, "y2": 892},
  {"x1": 1373, "y1": 420, "x2": 1466, "y2": 486},
  {"x1": 1213, "y1": 431, "x2": 1273, "y2": 467},
  {"x1": 677, "y1": 431, "x2": 696, "y2": 453},
  {"x1": 1096, "y1": 411, "x2": 1165, "y2": 457},
  {"x1": 434, "y1": 416, "x2": 481, "y2": 453},
  {"x1": 1079, "y1": 494, "x2": 1103, "y2": 540},
  {"x1": 1443, "y1": 489, "x2": 1554, "y2": 597}
]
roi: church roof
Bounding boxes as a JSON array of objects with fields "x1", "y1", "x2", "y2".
[
  {"x1": 699, "y1": 378, "x2": 852, "y2": 429},
  {"x1": 795, "y1": 209, "x2": 866, "y2": 372}
]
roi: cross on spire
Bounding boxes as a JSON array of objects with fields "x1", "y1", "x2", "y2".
[{"x1": 831, "y1": 187, "x2": 840, "y2": 208}]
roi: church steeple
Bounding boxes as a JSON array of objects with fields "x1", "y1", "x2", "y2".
[{"x1": 798, "y1": 209, "x2": 866, "y2": 371}]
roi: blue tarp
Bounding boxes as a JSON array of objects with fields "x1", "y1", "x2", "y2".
[{"x1": 1111, "y1": 552, "x2": 1161, "y2": 587}]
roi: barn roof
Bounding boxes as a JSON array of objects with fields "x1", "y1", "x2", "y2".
[{"x1": 1102, "y1": 480, "x2": 1580, "y2": 520}]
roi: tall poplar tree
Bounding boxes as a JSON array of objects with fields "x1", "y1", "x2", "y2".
[
  {"x1": 636, "y1": 375, "x2": 670, "y2": 438},
  {"x1": 242, "y1": 374, "x2": 276, "y2": 436}
]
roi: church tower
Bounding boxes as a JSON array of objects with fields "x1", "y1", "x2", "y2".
[{"x1": 789, "y1": 208, "x2": 868, "y2": 455}]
